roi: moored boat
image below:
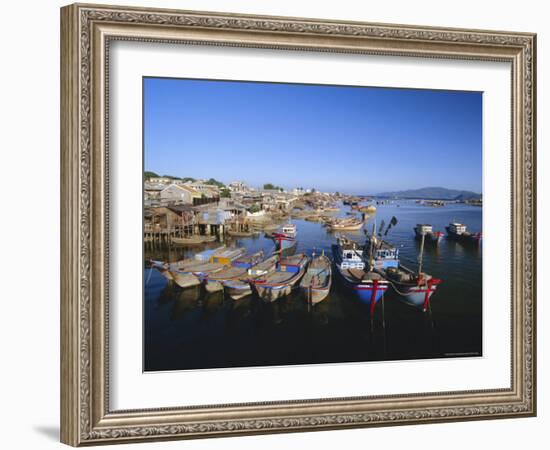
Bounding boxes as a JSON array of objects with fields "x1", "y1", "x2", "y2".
[
  {"x1": 203, "y1": 250, "x2": 264, "y2": 293},
  {"x1": 148, "y1": 246, "x2": 226, "y2": 281},
  {"x1": 171, "y1": 235, "x2": 204, "y2": 246},
  {"x1": 327, "y1": 218, "x2": 364, "y2": 232},
  {"x1": 299, "y1": 253, "x2": 332, "y2": 304},
  {"x1": 367, "y1": 234, "x2": 441, "y2": 311},
  {"x1": 414, "y1": 224, "x2": 444, "y2": 245},
  {"x1": 253, "y1": 253, "x2": 308, "y2": 302},
  {"x1": 382, "y1": 265, "x2": 442, "y2": 311},
  {"x1": 227, "y1": 229, "x2": 258, "y2": 237},
  {"x1": 223, "y1": 254, "x2": 279, "y2": 300},
  {"x1": 332, "y1": 236, "x2": 389, "y2": 314},
  {"x1": 272, "y1": 223, "x2": 297, "y2": 257},
  {"x1": 445, "y1": 222, "x2": 482, "y2": 246},
  {"x1": 170, "y1": 247, "x2": 245, "y2": 289},
  {"x1": 171, "y1": 235, "x2": 217, "y2": 246}
]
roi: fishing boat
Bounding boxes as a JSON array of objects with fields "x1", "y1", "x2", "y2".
[
  {"x1": 332, "y1": 236, "x2": 388, "y2": 314},
  {"x1": 253, "y1": 253, "x2": 308, "y2": 303},
  {"x1": 227, "y1": 230, "x2": 257, "y2": 237},
  {"x1": 368, "y1": 233, "x2": 441, "y2": 311},
  {"x1": 358, "y1": 205, "x2": 377, "y2": 214},
  {"x1": 271, "y1": 223, "x2": 297, "y2": 257},
  {"x1": 299, "y1": 252, "x2": 332, "y2": 304},
  {"x1": 223, "y1": 254, "x2": 279, "y2": 300},
  {"x1": 203, "y1": 251, "x2": 264, "y2": 293},
  {"x1": 414, "y1": 224, "x2": 444, "y2": 245},
  {"x1": 170, "y1": 247, "x2": 245, "y2": 289},
  {"x1": 445, "y1": 222, "x2": 482, "y2": 246},
  {"x1": 148, "y1": 246, "x2": 226, "y2": 281},
  {"x1": 328, "y1": 218, "x2": 364, "y2": 232},
  {"x1": 171, "y1": 235, "x2": 204, "y2": 246},
  {"x1": 148, "y1": 260, "x2": 176, "y2": 281},
  {"x1": 171, "y1": 235, "x2": 217, "y2": 246}
]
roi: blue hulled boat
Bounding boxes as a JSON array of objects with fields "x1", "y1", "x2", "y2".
[{"x1": 332, "y1": 236, "x2": 388, "y2": 315}]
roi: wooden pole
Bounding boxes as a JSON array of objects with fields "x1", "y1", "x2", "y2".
[{"x1": 418, "y1": 232, "x2": 426, "y2": 274}]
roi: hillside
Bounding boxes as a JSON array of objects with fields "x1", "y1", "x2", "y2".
[{"x1": 376, "y1": 187, "x2": 481, "y2": 200}]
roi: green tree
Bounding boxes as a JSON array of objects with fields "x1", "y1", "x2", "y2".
[
  {"x1": 249, "y1": 204, "x2": 261, "y2": 213},
  {"x1": 264, "y1": 183, "x2": 283, "y2": 191},
  {"x1": 144, "y1": 171, "x2": 159, "y2": 179},
  {"x1": 220, "y1": 188, "x2": 231, "y2": 198},
  {"x1": 205, "y1": 178, "x2": 225, "y2": 188}
]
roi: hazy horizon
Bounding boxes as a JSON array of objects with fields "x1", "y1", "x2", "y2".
[
  {"x1": 144, "y1": 78, "x2": 483, "y2": 194},
  {"x1": 143, "y1": 172, "x2": 481, "y2": 196}
]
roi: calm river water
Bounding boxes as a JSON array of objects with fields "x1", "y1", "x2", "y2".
[{"x1": 144, "y1": 201, "x2": 482, "y2": 371}]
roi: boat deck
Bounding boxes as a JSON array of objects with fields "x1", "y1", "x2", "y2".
[{"x1": 208, "y1": 266, "x2": 247, "y2": 281}]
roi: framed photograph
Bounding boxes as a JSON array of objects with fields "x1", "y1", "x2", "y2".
[{"x1": 60, "y1": 3, "x2": 536, "y2": 446}]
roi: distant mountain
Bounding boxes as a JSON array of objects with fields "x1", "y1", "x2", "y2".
[{"x1": 376, "y1": 187, "x2": 481, "y2": 200}]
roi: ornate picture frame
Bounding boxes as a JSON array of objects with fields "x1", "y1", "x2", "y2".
[{"x1": 60, "y1": 3, "x2": 536, "y2": 446}]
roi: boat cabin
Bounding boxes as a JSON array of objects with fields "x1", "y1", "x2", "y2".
[
  {"x1": 415, "y1": 224, "x2": 433, "y2": 235},
  {"x1": 279, "y1": 223, "x2": 297, "y2": 237},
  {"x1": 337, "y1": 239, "x2": 365, "y2": 270},
  {"x1": 365, "y1": 236, "x2": 399, "y2": 270},
  {"x1": 448, "y1": 222, "x2": 467, "y2": 235}
]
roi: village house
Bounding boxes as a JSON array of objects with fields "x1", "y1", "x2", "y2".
[
  {"x1": 148, "y1": 176, "x2": 174, "y2": 184},
  {"x1": 160, "y1": 183, "x2": 221, "y2": 206},
  {"x1": 228, "y1": 181, "x2": 249, "y2": 193},
  {"x1": 144, "y1": 204, "x2": 195, "y2": 232},
  {"x1": 144, "y1": 182, "x2": 164, "y2": 204},
  {"x1": 160, "y1": 184, "x2": 201, "y2": 205}
]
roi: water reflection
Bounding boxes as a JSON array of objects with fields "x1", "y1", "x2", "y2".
[{"x1": 144, "y1": 200, "x2": 482, "y2": 371}]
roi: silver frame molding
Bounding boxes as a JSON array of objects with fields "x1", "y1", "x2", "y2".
[{"x1": 60, "y1": 3, "x2": 536, "y2": 446}]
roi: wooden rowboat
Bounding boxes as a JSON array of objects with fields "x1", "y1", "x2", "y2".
[
  {"x1": 300, "y1": 254, "x2": 332, "y2": 305},
  {"x1": 253, "y1": 254, "x2": 308, "y2": 303},
  {"x1": 171, "y1": 235, "x2": 217, "y2": 245}
]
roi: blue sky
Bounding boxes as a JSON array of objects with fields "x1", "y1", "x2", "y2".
[{"x1": 144, "y1": 77, "x2": 482, "y2": 194}]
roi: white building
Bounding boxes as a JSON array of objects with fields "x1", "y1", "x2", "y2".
[{"x1": 228, "y1": 181, "x2": 249, "y2": 193}]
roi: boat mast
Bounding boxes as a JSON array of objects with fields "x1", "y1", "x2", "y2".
[
  {"x1": 418, "y1": 232, "x2": 426, "y2": 274},
  {"x1": 369, "y1": 221, "x2": 376, "y2": 271}
]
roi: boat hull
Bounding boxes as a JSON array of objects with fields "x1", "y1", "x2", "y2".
[
  {"x1": 445, "y1": 227, "x2": 482, "y2": 246},
  {"x1": 336, "y1": 270, "x2": 388, "y2": 306},
  {"x1": 223, "y1": 280, "x2": 253, "y2": 300},
  {"x1": 170, "y1": 270, "x2": 201, "y2": 289},
  {"x1": 332, "y1": 244, "x2": 388, "y2": 310},
  {"x1": 204, "y1": 279, "x2": 224, "y2": 293},
  {"x1": 150, "y1": 261, "x2": 175, "y2": 281},
  {"x1": 255, "y1": 261, "x2": 307, "y2": 303},
  {"x1": 354, "y1": 283, "x2": 388, "y2": 305},
  {"x1": 330, "y1": 223, "x2": 364, "y2": 231},
  {"x1": 414, "y1": 232, "x2": 443, "y2": 245},
  {"x1": 273, "y1": 238, "x2": 297, "y2": 256},
  {"x1": 255, "y1": 280, "x2": 299, "y2": 303},
  {"x1": 390, "y1": 281, "x2": 440, "y2": 311},
  {"x1": 300, "y1": 285, "x2": 330, "y2": 304}
]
